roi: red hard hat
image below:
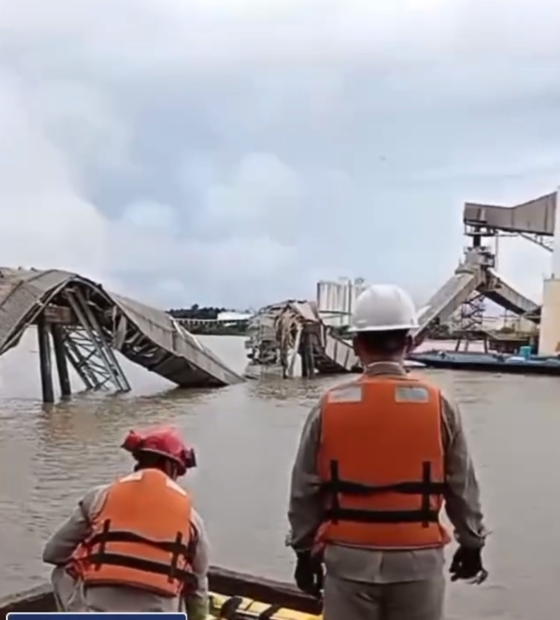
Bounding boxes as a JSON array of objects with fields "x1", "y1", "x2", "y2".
[{"x1": 121, "y1": 425, "x2": 196, "y2": 476}]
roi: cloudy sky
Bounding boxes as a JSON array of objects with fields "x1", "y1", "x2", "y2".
[{"x1": 0, "y1": 0, "x2": 559, "y2": 310}]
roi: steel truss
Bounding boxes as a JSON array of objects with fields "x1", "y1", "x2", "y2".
[
  {"x1": 458, "y1": 291, "x2": 485, "y2": 333},
  {"x1": 59, "y1": 287, "x2": 131, "y2": 392}
]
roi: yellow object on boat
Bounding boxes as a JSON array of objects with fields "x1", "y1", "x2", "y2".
[{"x1": 209, "y1": 593, "x2": 322, "y2": 619}]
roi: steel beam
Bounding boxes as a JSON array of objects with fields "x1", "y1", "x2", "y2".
[{"x1": 58, "y1": 289, "x2": 131, "y2": 393}]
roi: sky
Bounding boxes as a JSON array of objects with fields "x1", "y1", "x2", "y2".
[{"x1": 0, "y1": 0, "x2": 560, "y2": 310}]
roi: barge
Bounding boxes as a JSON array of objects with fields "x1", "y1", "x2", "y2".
[{"x1": 408, "y1": 350, "x2": 560, "y2": 376}]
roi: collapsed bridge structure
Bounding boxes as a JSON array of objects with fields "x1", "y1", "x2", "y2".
[
  {"x1": 244, "y1": 300, "x2": 361, "y2": 378},
  {"x1": 0, "y1": 268, "x2": 244, "y2": 402},
  {"x1": 245, "y1": 192, "x2": 556, "y2": 378}
]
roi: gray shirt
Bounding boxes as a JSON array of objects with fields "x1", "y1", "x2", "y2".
[
  {"x1": 287, "y1": 362, "x2": 487, "y2": 584},
  {"x1": 43, "y1": 481, "x2": 209, "y2": 615}
]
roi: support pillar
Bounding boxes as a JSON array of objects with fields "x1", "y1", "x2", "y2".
[
  {"x1": 307, "y1": 343, "x2": 315, "y2": 378},
  {"x1": 306, "y1": 327, "x2": 315, "y2": 378},
  {"x1": 300, "y1": 328, "x2": 315, "y2": 378},
  {"x1": 51, "y1": 324, "x2": 71, "y2": 398},
  {"x1": 37, "y1": 315, "x2": 54, "y2": 404},
  {"x1": 299, "y1": 330, "x2": 308, "y2": 377},
  {"x1": 301, "y1": 352, "x2": 309, "y2": 377}
]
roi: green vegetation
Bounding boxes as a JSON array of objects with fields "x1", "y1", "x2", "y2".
[
  {"x1": 168, "y1": 304, "x2": 225, "y2": 320},
  {"x1": 333, "y1": 324, "x2": 453, "y2": 340},
  {"x1": 167, "y1": 305, "x2": 249, "y2": 336},
  {"x1": 184, "y1": 321, "x2": 249, "y2": 336}
]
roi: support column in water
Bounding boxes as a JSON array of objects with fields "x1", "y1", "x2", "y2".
[
  {"x1": 37, "y1": 314, "x2": 54, "y2": 404},
  {"x1": 51, "y1": 324, "x2": 72, "y2": 399},
  {"x1": 299, "y1": 327, "x2": 315, "y2": 378}
]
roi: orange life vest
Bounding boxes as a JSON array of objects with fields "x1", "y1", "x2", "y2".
[
  {"x1": 316, "y1": 375, "x2": 451, "y2": 550},
  {"x1": 70, "y1": 468, "x2": 195, "y2": 597}
]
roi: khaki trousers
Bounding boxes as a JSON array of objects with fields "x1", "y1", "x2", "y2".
[{"x1": 323, "y1": 574, "x2": 445, "y2": 620}]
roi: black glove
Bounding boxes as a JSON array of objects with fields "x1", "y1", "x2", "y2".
[
  {"x1": 449, "y1": 546, "x2": 488, "y2": 584},
  {"x1": 294, "y1": 550, "x2": 324, "y2": 598}
]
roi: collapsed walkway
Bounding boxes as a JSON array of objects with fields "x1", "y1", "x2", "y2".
[
  {"x1": 413, "y1": 261, "x2": 539, "y2": 346},
  {"x1": 0, "y1": 268, "x2": 244, "y2": 398}
]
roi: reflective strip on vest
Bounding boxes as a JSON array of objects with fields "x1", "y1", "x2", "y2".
[
  {"x1": 73, "y1": 469, "x2": 195, "y2": 596},
  {"x1": 317, "y1": 375, "x2": 450, "y2": 549}
]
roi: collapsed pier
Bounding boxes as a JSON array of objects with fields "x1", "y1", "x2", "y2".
[
  {"x1": 244, "y1": 300, "x2": 361, "y2": 378},
  {"x1": 0, "y1": 268, "x2": 244, "y2": 402}
]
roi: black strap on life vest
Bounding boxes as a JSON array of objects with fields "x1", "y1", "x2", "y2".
[
  {"x1": 323, "y1": 460, "x2": 447, "y2": 528},
  {"x1": 85, "y1": 519, "x2": 196, "y2": 587}
]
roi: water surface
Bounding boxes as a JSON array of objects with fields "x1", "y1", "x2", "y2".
[{"x1": 0, "y1": 332, "x2": 557, "y2": 619}]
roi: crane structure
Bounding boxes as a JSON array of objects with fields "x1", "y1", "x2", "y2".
[
  {"x1": 244, "y1": 191, "x2": 558, "y2": 378},
  {"x1": 413, "y1": 191, "x2": 556, "y2": 346}
]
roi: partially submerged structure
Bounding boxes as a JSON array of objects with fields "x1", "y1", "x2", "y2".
[
  {"x1": 0, "y1": 268, "x2": 244, "y2": 402},
  {"x1": 244, "y1": 300, "x2": 360, "y2": 378},
  {"x1": 246, "y1": 191, "x2": 556, "y2": 377}
]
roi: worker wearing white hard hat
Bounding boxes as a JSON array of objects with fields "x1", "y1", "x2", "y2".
[
  {"x1": 349, "y1": 283, "x2": 419, "y2": 331},
  {"x1": 288, "y1": 284, "x2": 488, "y2": 620}
]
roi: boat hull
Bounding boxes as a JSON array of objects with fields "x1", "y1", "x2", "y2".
[
  {"x1": 409, "y1": 352, "x2": 560, "y2": 376},
  {"x1": 0, "y1": 566, "x2": 321, "y2": 619}
]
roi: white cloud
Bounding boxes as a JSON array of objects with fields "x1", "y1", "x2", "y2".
[
  {"x1": 0, "y1": 0, "x2": 558, "y2": 311},
  {"x1": 0, "y1": 71, "x2": 108, "y2": 276}
]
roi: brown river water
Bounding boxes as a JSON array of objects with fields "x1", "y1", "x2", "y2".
[{"x1": 0, "y1": 332, "x2": 559, "y2": 619}]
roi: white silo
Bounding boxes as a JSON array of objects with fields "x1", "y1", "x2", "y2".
[
  {"x1": 316, "y1": 277, "x2": 368, "y2": 327},
  {"x1": 538, "y1": 190, "x2": 560, "y2": 355}
]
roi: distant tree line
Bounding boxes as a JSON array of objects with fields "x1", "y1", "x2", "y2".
[
  {"x1": 182, "y1": 320, "x2": 249, "y2": 335},
  {"x1": 168, "y1": 304, "x2": 226, "y2": 320},
  {"x1": 167, "y1": 304, "x2": 249, "y2": 335},
  {"x1": 332, "y1": 324, "x2": 454, "y2": 340}
]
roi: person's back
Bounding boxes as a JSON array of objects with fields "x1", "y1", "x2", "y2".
[
  {"x1": 317, "y1": 372, "x2": 449, "y2": 550},
  {"x1": 287, "y1": 284, "x2": 488, "y2": 620},
  {"x1": 43, "y1": 426, "x2": 209, "y2": 620}
]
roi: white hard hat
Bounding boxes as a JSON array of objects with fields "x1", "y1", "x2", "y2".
[{"x1": 348, "y1": 284, "x2": 419, "y2": 333}]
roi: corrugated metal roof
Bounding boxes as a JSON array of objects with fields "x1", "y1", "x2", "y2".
[{"x1": 0, "y1": 268, "x2": 244, "y2": 388}]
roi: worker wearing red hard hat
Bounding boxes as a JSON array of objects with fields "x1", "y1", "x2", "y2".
[
  {"x1": 43, "y1": 426, "x2": 209, "y2": 619},
  {"x1": 287, "y1": 284, "x2": 488, "y2": 620}
]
